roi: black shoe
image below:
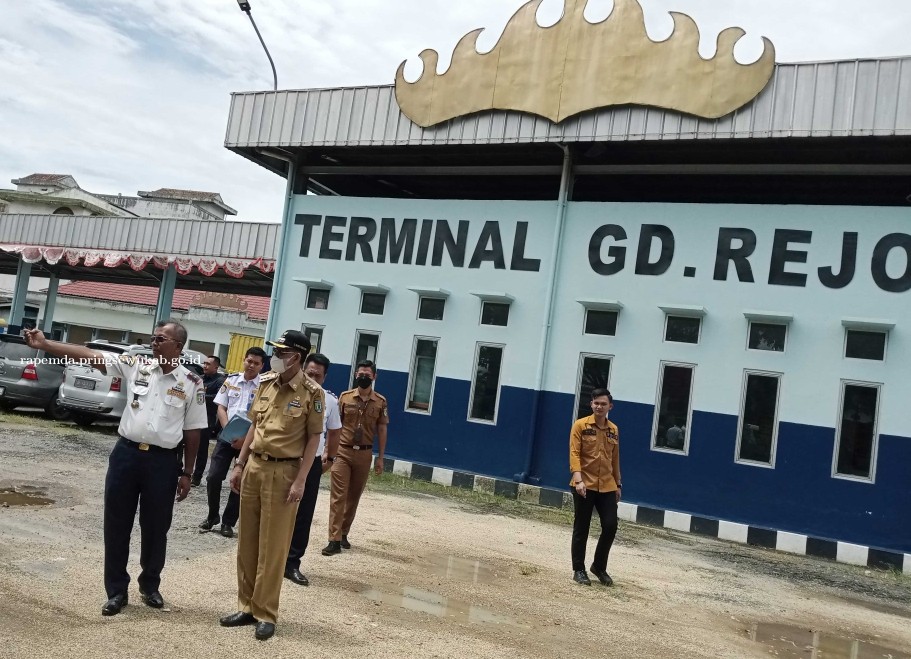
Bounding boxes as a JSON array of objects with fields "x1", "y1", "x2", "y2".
[
  {"x1": 340, "y1": 535, "x2": 351, "y2": 550},
  {"x1": 284, "y1": 566, "x2": 309, "y2": 586},
  {"x1": 139, "y1": 590, "x2": 164, "y2": 608},
  {"x1": 219, "y1": 524, "x2": 235, "y2": 538},
  {"x1": 101, "y1": 593, "x2": 128, "y2": 616},
  {"x1": 191, "y1": 477, "x2": 201, "y2": 487},
  {"x1": 255, "y1": 621, "x2": 275, "y2": 640},
  {"x1": 199, "y1": 516, "x2": 219, "y2": 531},
  {"x1": 573, "y1": 570, "x2": 592, "y2": 586},
  {"x1": 590, "y1": 566, "x2": 613, "y2": 586},
  {"x1": 321, "y1": 541, "x2": 341, "y2": 556},
  {"x1": 219, "y1": 611, "x2": 257, "y2": 627}
]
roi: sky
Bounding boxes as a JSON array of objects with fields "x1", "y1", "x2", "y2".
[{"x1": 1, "y1": 0, "x2": 909, "y2": 224}]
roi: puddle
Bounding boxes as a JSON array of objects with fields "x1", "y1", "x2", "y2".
[
  {"x1": 749, "y1": 623, "x2": 911, "y2": 658},
  {"x1": 0, "y1": 486, "x2": 54, "y2": 507},
  {"x1": 429, "y1": 554, "x2": 495, "y2": 583},
  {"x1": 361, "y1": 585, "x2": 523, "y2": 627}
]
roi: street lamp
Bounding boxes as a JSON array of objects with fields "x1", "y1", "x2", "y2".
[{"x1": 236, "y1": 0, "x2": 278, "y2": 91}]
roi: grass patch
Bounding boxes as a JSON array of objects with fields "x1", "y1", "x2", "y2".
[{"x1": 0, "y1": 410, "x2": 118, "y2": 435}]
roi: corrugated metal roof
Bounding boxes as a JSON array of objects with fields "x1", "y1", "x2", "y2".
[
  {"x1": 225, "y1": 57, "x2": 911, "y2": 148},
  {"x1": 0, "y1": 215, "x2": 279, "y2": 260}
]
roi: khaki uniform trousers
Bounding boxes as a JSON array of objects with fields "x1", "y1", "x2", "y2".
[
  {"x1": 328, "y1": 445, "x2": 373, "y2": 540},
  {"x1": 237, "y1": 455, "x2": 300, "y2": 624}
]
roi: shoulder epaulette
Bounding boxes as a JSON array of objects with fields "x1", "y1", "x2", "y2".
[
  {"x1": 261, "y1": 372, "x2": 279, "y2": 381},
  {"x1": 186, "y1": 372, "x2": 201, "y2": 385},
  {"x1": 372, "y1": 391, "x2": 388, "y2": 402}
]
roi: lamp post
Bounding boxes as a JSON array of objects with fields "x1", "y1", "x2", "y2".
[{"x1": 236, "y1": 0, "x2": 278, "y2": 91}]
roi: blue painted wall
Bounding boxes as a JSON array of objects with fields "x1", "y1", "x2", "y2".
[{"x1": 330, "y1": 364, "x2": 911, "y2": 554}]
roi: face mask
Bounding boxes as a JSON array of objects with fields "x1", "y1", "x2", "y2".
[
  {"x1": 272, "y1": 355, "x2": 292, "y2": 375},
  {"x1": 355, "y1": 374, "x2": 373, "y2": 389}
]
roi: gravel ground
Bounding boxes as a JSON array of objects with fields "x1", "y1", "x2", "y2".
[{"x1": 1, "y1": 416, "x2": 910, "y2": 659}]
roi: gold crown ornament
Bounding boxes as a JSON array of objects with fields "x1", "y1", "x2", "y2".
[{"x1": 395, "y1": 0, "x2": 775, "y2": 127}]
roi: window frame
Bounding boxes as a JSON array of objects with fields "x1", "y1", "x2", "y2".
[
  {"x1": 832, "y1": 379, "x2": 882, "y2": 484},
  {"x1": 417, "y1": 296, "x2": 446, "y2": 321},
  {"x1": 746, "y1": 321, "x2": 788, "y2": 353},
  {"x1": 843, "y1": 328, "x2": 888, "y2": 362},
  {"x1": 405, "y1": 335, "x2": 440, "y2": 415},
  {"x1": 301, "y1": 324, "x2": 325, "y2": 353},
  {"x1": 734, "y1": 369, "x2": 783, "y2": 468},
  {"x1": 573, "y1": 353, "x2": 614, "y2": 422},
  {"x1": 467, "y1": 342, "x2": 505, "y2": 424},
  {"x1": 349, "y1": 329, "x2": 381, "y2": 388},
  {"x1": 306, "y1": 287, "x2": 331, "y2": 310},
  {"x1": 359, "y1": 291, "x2": 387, "y2": 316},
  {"x1": 663, "y1": 315, "x2": 702, "y2": 345},
  {"x1": 650, "y1": 360, "x2": 696, "y2": 455},
  {"x1": 479, "y1": 301, "x2": 510, "y2": 327},
  {"x1": 583, "y1": 309, "x2": 619, "y2": 337}
]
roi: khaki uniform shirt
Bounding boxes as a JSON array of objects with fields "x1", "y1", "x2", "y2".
[
  {"x1": 338, "y1": 389, "x2": 388, "y2": 447},
  {"x1": 107, "y1": 354, "x2": 208, "y2": 449},
  {"x1": 569, "y1": 415, "x2": 621, "y2": 492},
  {"x1": 247, "y1": 370, "x2": 324, "y2": 459}
]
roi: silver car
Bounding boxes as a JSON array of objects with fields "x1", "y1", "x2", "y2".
[
  {"x1": 0, "y1": 334, "x2": 70, "y2": 420},
  {"x1": 58, "y1": 342, "x2": 207, "y2": 426}
]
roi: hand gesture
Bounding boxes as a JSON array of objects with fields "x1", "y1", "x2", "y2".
[{"x1": 23, "y1": 328, "x2": 47, "y2": 350}]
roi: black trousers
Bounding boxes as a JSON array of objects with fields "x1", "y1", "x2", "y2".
[
  {"x1": 104, "y1": 438, "x2": 178, "y2": 598},
  {"x1": 192, "y1": 427, "x2": 211, "y2": 481},
  {"x1": 571, "y1": 489, "x2": 618, "y2": 573},
  {"x1": 206, "y1": 439, "x2": 240, "y2": 526},
  {"x1": 286, "y1": 457, "x2": 323, "y2": 570}
]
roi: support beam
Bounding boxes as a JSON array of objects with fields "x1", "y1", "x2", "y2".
[
  {"x1": 154, "y1": 264, "x2": 177, "y2": 326},
  {"x1": 9, "y1": 257, "x2": 32, "y2": 329},
  {"x1": 40, "y1": 274, "x2": 59, "y2": 333}
]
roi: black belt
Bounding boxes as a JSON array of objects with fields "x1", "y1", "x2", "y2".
[
  {"x1": 342, "y1": 444, "x2": 373, "y2": 451},
  {"x1": 119, "y1": 437, "x2": 176, "y2": 453},
  {"x1": 252, "y1": 452, "x2": 301, "y2": 463}
]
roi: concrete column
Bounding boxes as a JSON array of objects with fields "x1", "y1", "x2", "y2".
[
  {"x1": 154, "y1": 263, "x2": 177, "y2": 326},
  {"x1": 9, "y1": 257, "x2": 32, "y2": 329},
  {"x1": 40, "y1": 274, "x2": 59, "y2": 333}
]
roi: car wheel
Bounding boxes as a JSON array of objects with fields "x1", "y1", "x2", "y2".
[
  {"x1": 72, "y1": 413, "x2": 95, "y2": 428},
  {"x1": 45, "y1": 398, "x2": 72, "y2": 422}
]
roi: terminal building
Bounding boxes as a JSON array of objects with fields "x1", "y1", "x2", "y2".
[{"x1": 225, "y1": 1, "x2": 911, "y2": 557}]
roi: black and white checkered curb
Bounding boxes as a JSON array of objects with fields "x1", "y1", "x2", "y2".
[{"x1": 377, "y1": 457, "x2": 910, "y2": 575}]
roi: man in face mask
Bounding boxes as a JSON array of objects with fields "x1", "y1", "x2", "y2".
[
  {"x1": 322, "y1": 359, "x2": 388, "y2": 556},
  {"x1": 219, "y1": 330, "x2": 324, "y2": 641}
]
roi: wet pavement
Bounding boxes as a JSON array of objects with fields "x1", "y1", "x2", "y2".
[{"x1": 748, "y1": 622, "x2": 911, "y2": 658}]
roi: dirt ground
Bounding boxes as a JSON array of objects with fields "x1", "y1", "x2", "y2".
[{"x1": 1, "y1": 416, "x2": 910, "y2": 659}]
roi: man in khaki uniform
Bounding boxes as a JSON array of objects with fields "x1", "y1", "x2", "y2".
[
  {"x1": 322, "y1": 359, "x2": 388, "y2": 556},
  {"x1": 218, "y1": 330, "x2": 324, "y2": 641}
]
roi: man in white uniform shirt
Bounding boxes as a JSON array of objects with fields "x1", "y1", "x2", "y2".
[
  {"x1": 25, "y1": 320, "x2": 207, "y2": 616},
  {"x1": 284, "y1": 352, "x2": 342, "y2": 586},
  {"x1": 200, "y1": 346, "x2": 266, "y2": 538}
]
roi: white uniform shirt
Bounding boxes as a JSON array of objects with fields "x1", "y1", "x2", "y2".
[
  {"x1": 107, "y1": 355, "x2": 207, "y2": 449},
  {"x1": 213, "y1": 372, "x2": 261, "y2": 422},
  {"x1": 317, "y1": 388, "x2": 342, "y2": 456}
]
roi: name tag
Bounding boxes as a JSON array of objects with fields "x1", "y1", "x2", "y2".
[
  {"x1": 582, "y1": 428, "x2": 597, "y2": 436},
  {"x1": 165, "y1": 388, "x2": 186, "y2": 400}
]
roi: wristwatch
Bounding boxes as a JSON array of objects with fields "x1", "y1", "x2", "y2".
[
  {"x1": 326, "y1": 456, "x2": 336, "y2": 463},
  {"x1": 179, "y1": 471, "x2": 192, "y2": 479}
]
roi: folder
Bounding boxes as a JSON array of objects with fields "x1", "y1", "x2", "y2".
[{"x1": 219, "y1": 414, "x2": 252, "y2": 444}]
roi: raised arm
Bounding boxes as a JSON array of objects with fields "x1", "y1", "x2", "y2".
[{"x1": 24, "y1": 329, "x2": 109, "y2": 373}]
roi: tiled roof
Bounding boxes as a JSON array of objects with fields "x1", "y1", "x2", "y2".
[
  {"x1": 56, "y1": 281, "x2": 270, "y2": 321},
  {"x1": 12, "y1": 173, "x2": 73, "y2": 185}
]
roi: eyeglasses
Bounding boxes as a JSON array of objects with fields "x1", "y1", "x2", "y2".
[{"x1": 150, "y1": 335, "x2": 174, "y2": 344}]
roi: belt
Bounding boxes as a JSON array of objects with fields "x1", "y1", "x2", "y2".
[
  {"x1": 252, "y1": 452, "x2": 301, "y2": 463},
  {"x1": 119, "y1": 437, "x2": 176, "y2": 453},
  {"x1": 342, "y1": 444, "x2": 373, "y2": 451}
]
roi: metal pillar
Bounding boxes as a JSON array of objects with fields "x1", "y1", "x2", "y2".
[
  {"x1": 154, "y1": 263, "x2": 177, "y2": 326},
  {"x1": 40, "y1": 274, "x2": 59, "y2": 333},
  {"x1": 263, "y1": 161, "x2": 297, "y2": 345},
  {"x1": 9, "y1": 257, "x2": 32, "y2": 329}
]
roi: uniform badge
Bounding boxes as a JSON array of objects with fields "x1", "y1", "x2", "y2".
[
  {"x1": 314, "y1": 399, "x2": 323, "y2": 413},
  {"x1": 288, "y1": 399, "x2": 302, "y2": 409},
  {"x1": 196, "y1": 391, "x2": 204, "y2": 405},
  {"x1": 582, "y1": 428, "x2": 597, "y2": 436},
  {"x1": 382, "y1": 406, "x2": 388, "y2": 417}
]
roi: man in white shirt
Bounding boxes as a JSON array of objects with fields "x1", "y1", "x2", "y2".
[
  {"x1": 25, "y1": 320, "x2": 207, "y2": 616},
  {"x1": 284, "y1": 352, "x2": 342, "y2": 586},
  {"x1": 200, "y1": 346, "x2": 266, "y2": 538}
]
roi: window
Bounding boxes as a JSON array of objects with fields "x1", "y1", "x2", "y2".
[
  {"x1": 664, "y1": 316, "x2": 700, "y2": 344},
  {"x1": 53, "y1": 206, "x2": 74, "y2": 215},
  {"x1": 469, "y1": 343, "x2": 504, "y2": 422},
  {"x1": 351, "y1": 331, "x2": 379, "y2": 387},
  {"x1": 575, "y1": 354, "x2": 612, "y2": 419},
  {"x1": 302, "y1": 325, "x2": 324, "y2": 353},
  {"x1": 306, "y1": 288, "x2": 330, "y2": 310},
  {"x1": 652, "y1": 363, "x2": 694, "y2": 452},
  {"x1": 748, "y1": 322, "x2": 787, "y2": 352},
  {"x1": 480, "y1": 302, "x2": 509, "y2": 326},
  {"x1": 189, "y1": 340, "x2": 215, "y2": 356},
  {"x1": 407, "y1": 337, "x2": 438, "y2": 412},
  {"x1": 418, "y1": 297, "x2": 445, "y2": 321},
  {"x1": 584, "y1": 310, "x2": 618, "y2": 336},
  {"x1": 845, "y1": 330, "x2": 886, "y2": 361},
  {"x1": 360, "y1": 292, "x2": 386, "y2": 315},
  {"x1": 834, "y1": 382, "x2": 880, "y2": 480},
  {"x1": 736, "y1": 372, "x2": 781, "y2": 465}
]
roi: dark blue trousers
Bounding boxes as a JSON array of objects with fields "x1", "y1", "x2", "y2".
[
  {"x1": 206, "y1": 440, "x2": 240, "y2": 526},
  {"x1": 286, "y1": 457, "x2": 323, "y2": 570},
  {"x1": 192, "y1": 428, "x2": 211, "y2": 481},
  {"x1": 104, "y1": 438, "x2": 178, "y2": 598}
]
